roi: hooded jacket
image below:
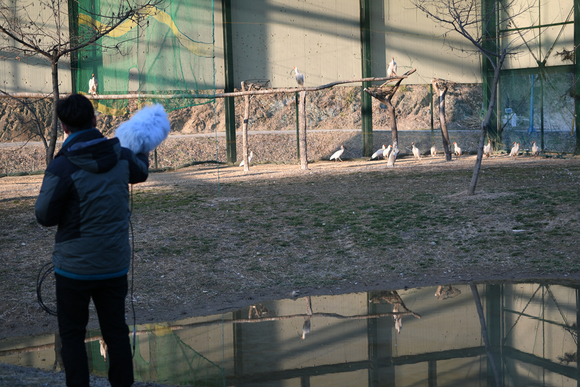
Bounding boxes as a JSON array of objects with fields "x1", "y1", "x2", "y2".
[{"x1": 35, "y1": 128, "x2": 149, "y2": 280}]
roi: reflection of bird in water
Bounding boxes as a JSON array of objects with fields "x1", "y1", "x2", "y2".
[
  {"x1": 387, "y1": 57, "x2": 397, "y2": 78},
  {"x1": 99, "y1": 339, "x2": 107, "y2": 361},
  {"x1": 383, "y1": 145, "x2": 393, "y2": 159},
  {"x1": 302, "y1": 296, "x2": 313, "y2": 340},
  {"x1": 302, "y1": 317, "x2": 311, "y2": 340},
  {"x1": 430, "y1": 142, "x2": 437, "y2": 157},
  {"x1": 330, "y1": 145, "x2": 345, "y2": 161},
  {"x1": 239, "y1": 151, "x2": 255, "y2": 167},
  {"x1": 371, "y1": 144, "x2": 386, "y2": 160},
  {"x1": 291, "y1": 67, "x2": 305, "y2": 86},
  {"x1": 434, "y1": 285, "x2": 462, "y2": 300},
  {"x1": 453, "y1": 142, "x2": 462, "y2": 158},
  {"x1": 393, "y1": 304, "x2": 402, "y2": 334},
  {"x1": 483, "y1": 140, "x2": 492, "y2": 158}
]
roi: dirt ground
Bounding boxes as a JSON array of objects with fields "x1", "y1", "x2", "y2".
[{"x1": 1, "y1": 153, "x2": 580, "y2": 385}]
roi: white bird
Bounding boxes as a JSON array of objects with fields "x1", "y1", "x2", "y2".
[
  {"x1": 387, "y1": 57, "x2": 397, "y2": 78},
  {"x1": 383, "y1": 144, "x2": 393, "y2": 159},
  {"x1": 531, "y1": 141, "x2": 539, "y2": 157},
  {"x1": 88, "y1": 74, "x2": 98, "y2": 96},
  {"x1": 330, "y1": 145, "x2": 345, "y2": 161},
  {"x1": 239, "y1": 151, "x2": 254, "y2": 167},
  {"x1": 371, "y1": 144, "x2": 386, "y2": 160},
  {"x1": 291, "y1": 67, "x2": 305, "y2": 86},
  {"x1": 453, "y1": 142, "x2": 462, "y2": 158},
  {"x1": 430, "y1": 142, "x2": 437, "y2": 157},
  {"x1": 509, "y1": 142, "x2": 520, "y2": 158},
  {"x1": 483, "y1": 140, "x2": 492, "y2": 158},
  {"x1": 411, "y1": 142, "x2": 421, "y2": 161}
]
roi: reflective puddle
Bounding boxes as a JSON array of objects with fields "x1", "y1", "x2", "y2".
[{"x1": 1, "y1": 281, "x2": 579, "y2": 386}]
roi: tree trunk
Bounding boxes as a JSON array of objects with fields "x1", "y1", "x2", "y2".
[
  {"x1": 468, "y1": 52, "x2": 505, "y2": 195},
  {"x1": 298, "y1": 90, "x2": 308, "y2": 170},
  {"x1": 385, "y1": 99, "x2": 398, "y2": 167},
  {"x1": 432, "y1": 80, "x2": 452, "y2": 161},
  {"x1": 47, "y1": 59, "x2": 60, "y2": 166},
  {"x1": 241, "y1": 81, "x2": 250, "y2": 171}
]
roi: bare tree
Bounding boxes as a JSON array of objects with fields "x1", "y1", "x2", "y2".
[
  {"x1": 412, "y1": 0, "x2": 534, "y2": 195},
  {"x1": 0, "y1": 0, "x2": 163, "y2": 166},
  {"x1": 432, "y1": 78, "x2": 453, "y2": 161},
  {"x1": 364, "y1": 68, "x2": 416, "y2": 167}
]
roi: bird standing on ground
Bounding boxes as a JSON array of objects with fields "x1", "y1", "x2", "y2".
[
  {"x1": 291, "y1": 67, "x2": 305, "y2": 86},
  {"x1": 239, "y1": 151, "x2": 255, "y2": 167},
  {"x1": 453, "y1": 142, "x2": 462, "y2": 158},
  {"x1": 383, "y1": 144, "x2": 393, "y2": 159},
  {"x1": 509, "y1": 142, "x2": 520, "y2": 158},
  {"x1": 483, "y1": 140, "x2": 492, "y2": 158},
  {"x1": 531, "y1": 141, "x2": 539, "y2": 157},
  {"x1": 411, "y1": 142, "x2": 421, "y2": 161},
  {"x1": 387, "y1": 57, "x2": 397, "y2": 78},
  {"x1": 330, "y1": 145, "x2": 345, "y2": 161},
  {"x1": 430, "y1": 142, "x2": 437, "y2": 157},
  {"x1": 88, "y1": 74, "x2": 98, "y2": 96},
  {"x1": 371, "y1": 144, "x2": 386, "y2": 160}
]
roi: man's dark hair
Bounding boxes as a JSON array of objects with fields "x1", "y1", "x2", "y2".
[{"x1": 57, "y1": 94, "x2": 95, "y2": 132}]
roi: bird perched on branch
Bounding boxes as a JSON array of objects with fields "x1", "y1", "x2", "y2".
[
  {"x1": 387, "y1": 57, "x2": 397, "y2": 78},
  {"x1": 430, "y1": 142, "x2": 437, "y2": 157},
  {"x1": 510, "y1": 142, "x2": 520, "y2": 158},
  {"x1": 531, "y1": 141, "x2": 539, "y2": 157},
  {"x1": 371, "y1": 144, "x2": 386, "y2": 160},
  {"x1": 239, "y1": 151, "x2": 255, "y2": 167},
  {"x1": 411, "y1": 142, "x2": 421, "y2": 161},
  {"x1": 383, "y1": 144, "x2": 393, "y2": 159},
  {"x1": 291, "y1": 67, "x2": 305, "y2": 86},
  {"x1": 483, "y1": 140, "x2": 492, "y2": 158},
  {"x1": 88, "y1": 74, "x2": 98, "y2": 96},
  {"x1": 453, "y1": 142, "x2": 462, "y2": 158},
  {"x1": 330, "y1": 145, "x2": 345, "y2": 161}
]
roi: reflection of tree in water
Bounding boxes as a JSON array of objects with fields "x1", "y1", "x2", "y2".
[
  {"x1": 434, "y1": 285, "x2": 461, "y2": 300},
  {"x1": 248, "y1": 303, "x2": 271, "y2": 319},
  {"x1": 369, "y1": 290, "x2": 421, "y2": 335},
  {"x1": 558, "y1": 323, "x2": 578, "y2": 365}
]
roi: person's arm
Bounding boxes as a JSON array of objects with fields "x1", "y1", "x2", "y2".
[
  {"x1": 35, "y1": 170, "x2": 70, "y2": 227},
  {"x1": 123, "y1": 148, "x2": 149, "y2": 184}
]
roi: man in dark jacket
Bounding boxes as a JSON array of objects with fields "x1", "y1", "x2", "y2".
[{"x1": 35, "y1": 94, "x2": 149, "y2": 387}]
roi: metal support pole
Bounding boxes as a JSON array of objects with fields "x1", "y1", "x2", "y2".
[
  {"x1": 360, "y1": 0, "x2": 373, "y2": 157},
  {"x1": 574, "y1": 0, "x2": 580, "y2": 154},
  {"x1": 481, "y1": 0, "x2": 499, "y2": 146},
  {"x1": 222, "y1": 0, "x2": 236, "y2": 163},
  {"x1": 296, "y1": 92, "x2": 300, "y2": 160}
]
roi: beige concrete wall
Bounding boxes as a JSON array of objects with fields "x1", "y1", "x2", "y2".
[{"x1": 0, "y1": 0, "x2": 72, "y2": 93}]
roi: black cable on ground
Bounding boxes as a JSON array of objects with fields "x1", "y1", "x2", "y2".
[{"x1": 36, "y1": 261, "x2": 57, "y2": 316}]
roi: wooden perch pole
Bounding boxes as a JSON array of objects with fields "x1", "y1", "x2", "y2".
[
  {"x1": 298, "y1": 90, "x2": 308, "y2": 170},
  {"x1": 241, "y1": 81, "x2": 250, "y2": 171},
  {"x1": 0, "y1": 76, "x2": 408, "y2": 100}
]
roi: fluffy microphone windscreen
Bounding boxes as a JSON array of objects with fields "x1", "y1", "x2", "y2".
[{"x1": 115, "y1": 104, "x2": 170, "y2": 154}]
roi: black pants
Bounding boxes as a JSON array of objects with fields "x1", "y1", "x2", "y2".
[{"x1": 55, "y1": 273, "x2": 134, "y2": 387}]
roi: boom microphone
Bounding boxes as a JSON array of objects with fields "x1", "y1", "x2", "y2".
[{"x1": 115, "y1": 103, "x2": 171, "y2": 154}]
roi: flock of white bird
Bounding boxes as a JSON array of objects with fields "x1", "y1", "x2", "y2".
[{"x1": 328, "y1": 139, "x2": 540, "y2": 163}]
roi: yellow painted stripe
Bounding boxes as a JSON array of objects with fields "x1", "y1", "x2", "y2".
[{"x1": 79, "y1": 7, "x2": 213, "y2": 58}]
